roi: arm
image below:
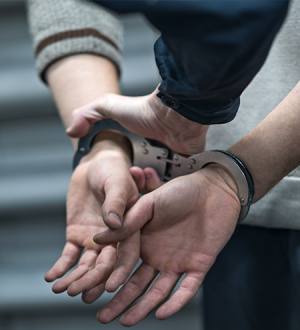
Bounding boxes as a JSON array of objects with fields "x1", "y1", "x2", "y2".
[
  {"x1": 58, "y1": 0, "x2": 289, "y2": 154},
  {"x1": 66, "y1": 89, "x2": 210, "y2": 155},
  {"x1": 28, "y1": 0, "x2": 141, "y2": 299},
  {"x1": 27, "y1": 0, "x2": 123, "y2": 147},
  {"x1": 46, "y1": 54, "x2": 119, "y2": 148},
  {"x1": 28, "y1": 0, "x2": 135, "y2": 226},
  {"x1": 228, "y1": 80, "x2": 300, "y2": 203},
  {"x1": 92, "y1": 0, "x2": 288, "y2": 125},
  {"x1": 44, "y1": 56, "x2": 141, "y2": 300}
]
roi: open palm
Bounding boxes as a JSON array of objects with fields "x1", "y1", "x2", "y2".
[{"x1": 94, "y1": 165, "x2": 241, "y2": 326}]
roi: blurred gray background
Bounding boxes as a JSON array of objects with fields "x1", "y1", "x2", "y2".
[{"x1": 0, "y1": 1, "x2": 203, "y2": 329}]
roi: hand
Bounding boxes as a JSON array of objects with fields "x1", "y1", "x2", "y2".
[
  {"x1": 66, "y1": 87, "x2": 209, "y2": 155},
  {"x1": 93, "y1": 165, "x2": 240, "y2": 326},
  {"x1": 44, "y1": 132, "x2": 140, "y2": 301}
]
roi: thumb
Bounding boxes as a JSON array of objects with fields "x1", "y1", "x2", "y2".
[
  {"x1": 66, "y1": 113, "x2": 93, "y2": 138},
  {"x1": 94, "y1": 192, "x2": 154, "y2": 245},
  {"x1": 101, "y1": 174, "x2": 139, "y2": 230},
  {"x1": 66, "y1": 94, "x2": 117, "y2": 138},
  {"x1": 101, "y1": 188, "x2": 128, "y2": 231}
]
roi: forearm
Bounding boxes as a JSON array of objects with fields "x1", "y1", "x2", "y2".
[
  {"x1": 28, "y1": 0, "x2": 123, "y2": 149},
  {"x1": 46, "y1": 54, "x2": 120, "y2": 148},
  {"x1": 228, "y1": 81, "x2": 300, "y2": 203}
]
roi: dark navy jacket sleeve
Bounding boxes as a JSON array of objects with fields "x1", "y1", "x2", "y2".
[{"x1": 91, "y1": 0, "x2": 289, "y2": 125}]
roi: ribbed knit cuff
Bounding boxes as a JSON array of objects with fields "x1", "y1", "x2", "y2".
[
  {"x1": 36, "y1": 34, "x2": 122, "y2": 83},
  {"x1": 27, "y1": 0, "x2": 123, "y2": 83}
]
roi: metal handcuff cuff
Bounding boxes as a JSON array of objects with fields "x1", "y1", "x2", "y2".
[{"x1": 73, "y1": 120, "x2": 254, "y2": 222}]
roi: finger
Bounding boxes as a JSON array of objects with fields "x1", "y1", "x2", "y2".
[
  {"x1": 155, "y1": 271, "x2": 203, "y2": 320},
  {"x1": 97, "y1": 263, "x2": 158, "y2": 324},
  {"x1": 120, "y1": 271, "x2": 181, "y2": 327},
  {"x1": 66, "y1": 95, "x2": 116, "y2": 137},
  {"x1": 101, "y1": 185, "x2": 129, "y2": 230},
  {"x1": 66, "y1": 100, "x2": 107, "y2": 138},
  {"x1": 130, "y1": 167, "x2": 146, "y2": 193},
  {"x1": 67, "y1": 245, "x2": 117, "y2": 296},
  {"x1": 82, "y1": 282, "x2": 106, "y2": 304},
  {"x1": 66, "y1": 226, "x2": 104, "y2": 250},
  {"x1": 52, "y1": 249, "x2": 98, "y2": 293},
  {"x1": 130, "y1": 167, "x2": 161, "y2": 194},
  {"x1": 94, "y1": 193, "x2": 155, "y2": 245},
  {"x1": 143, "y1": 167, "x2": 161, "y2": 192},
  {"x1": 44, "y1": 242, "x2": 82, "y2": 283},
  {"x1": 66, "y1": 114, "x2": 93, "y2": 137},
  {"x1": 105, "y1": 231, "x2": 140, "y2": 293}
]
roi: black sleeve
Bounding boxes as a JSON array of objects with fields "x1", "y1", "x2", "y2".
[{"x1": 92, "y1": 0, "x2": 289, "y2": 124}]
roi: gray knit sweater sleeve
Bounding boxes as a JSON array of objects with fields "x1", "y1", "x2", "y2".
[{"x1": 27, "y1": 0, "x2": 123, "y2": 83}]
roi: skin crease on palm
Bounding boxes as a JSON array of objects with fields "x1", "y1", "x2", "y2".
[{"x1": 93, "y1": 165, "x2": 240, "y2": 327}]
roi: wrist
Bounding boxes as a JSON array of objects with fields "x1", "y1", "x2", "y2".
[
  {"x1": 150, "y1": 87, "x2": 209, "y2": 155},
  {"x1": 80, "y1": 130, "x2": 132, "y2": 167},
  {"x1": 200, "y1": 164, "x2": 239, "y2": 198}
]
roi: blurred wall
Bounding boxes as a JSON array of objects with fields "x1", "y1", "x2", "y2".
[{"x1": 0, "y1": 1, "x2": 202, "y2": 329}]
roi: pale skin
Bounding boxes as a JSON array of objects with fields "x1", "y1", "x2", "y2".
[
  {"x1": 44, "y1": 131, "x2": 141, "y2": 300},
  {"x1": 44, "y1": 55, "x2": 144, "y2": 300},
  {"x1": 66, "y1": 79, "x2": 300, "y2": 325},
  {"x1": 66, "y1": 87, "x2": 210, "y2": 155},
  {"x1": 228, "y1": 80, "x2": 300, "y2": 202}
]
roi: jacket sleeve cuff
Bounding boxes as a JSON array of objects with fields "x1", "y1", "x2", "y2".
[{"x1": 157, "y1": 91, "x2": 240, "y2": 125}]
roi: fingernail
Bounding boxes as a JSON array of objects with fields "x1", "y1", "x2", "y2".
[
  {"x1": 109, "y1": 212, "x2": 122, "y2": 225},
  {"x1": 146, "y1": 173, "x2": 152, "y2": 180},
  {"x1": 66, "y1": 127, "x2": 71, "y2": 133}
]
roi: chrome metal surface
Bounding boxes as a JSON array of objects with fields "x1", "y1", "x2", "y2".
[
  {"x1": 74, "y1": 119, "x2": 170, "y2": 178},
  {"x1": 170, "y1": 151, "x2": 250, "y2": 221}
]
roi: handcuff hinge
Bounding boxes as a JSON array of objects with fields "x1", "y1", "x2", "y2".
[{"x1": 156, "y1": 156, "x2": 181, "y2": 167}]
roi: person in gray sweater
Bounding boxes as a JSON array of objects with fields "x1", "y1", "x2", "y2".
[
  {"x1": 28, "y1": 0, "x2": 300, "y2": 329},
  {"x1": 28, "y1": 0, "x2": 142, "y2": 306}
]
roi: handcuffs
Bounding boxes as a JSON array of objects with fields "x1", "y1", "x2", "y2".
[{"x1": 73, "y1": 119, "x2": 254, "y2": 222}]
